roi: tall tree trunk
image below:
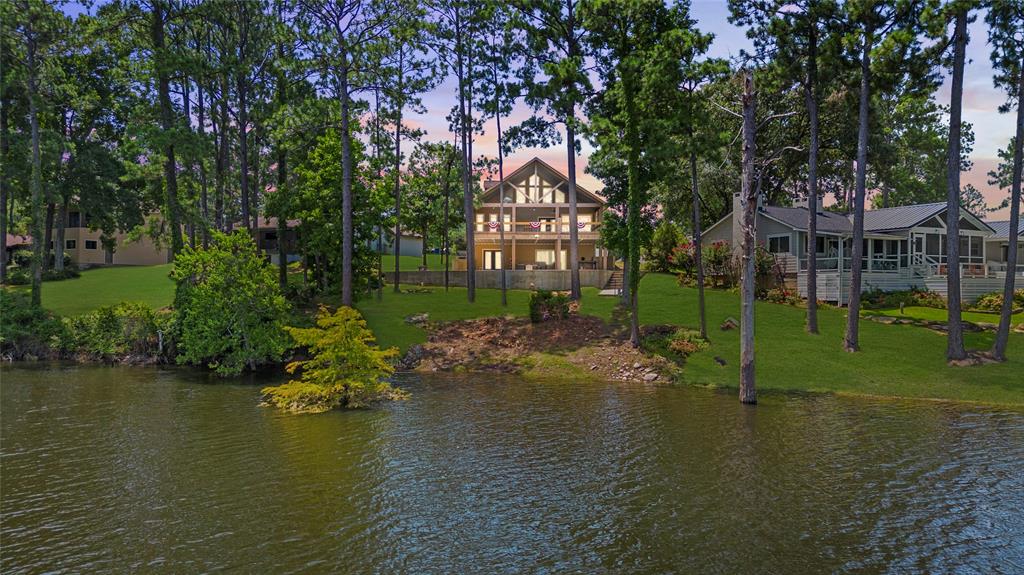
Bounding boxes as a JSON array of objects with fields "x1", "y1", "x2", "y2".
[
  {"x1": 456, "y1": 21, "x2": 475, "y2": 302},
  {"x1": 54, "y1": 199, "x2": 67, "y2": 272},
  {"x1": 739, "y1": 69, "x2": 757, "y2": 405},
  {"x1": 339, "y1": 53, "x2": 354, "y2": 307},
  {"x1": 27, "y1": 20, "x2": 43, "y2": 305},
  {"x1": 0, "y1": 56, "x2": 9, "y2": 284},
  {"x1": 845, "y1": 29, "x2": 872, "y2": 352},
  {"x1": 152, "y1": 1, "x2": 183, "y2": 259},
  {"x1": 945, "y1": 10, "x2": 968, "y2": 361},
  {"x1": 275, "y1": 15, "x2": 288, "y2": 290},
  {"x1": 689, "y1": 147, "x2": 707, "y2": 339},
  {"x1": 43, "y1": 202, "x2": 54, "y2": 271},
  {"x1": 623, "y1": 73, "x2": 642, "y2": 348},
  {"x1": 198, "y1": 81, "x2": 210, "y2": 248},
  {"x1": 393, "y1": 50, "x2": 405, "y2": 294},
  {"x1": 183, "y1": 77, "x2": 197, "y2": 248},
  {"x1": 216, "y1": 73, "x2": 229, "y2": 233},
  {"x1": 992, "y1": 56, "x2": 1024, "y2": 361},
  {"x1": 566, "y1": 120, "x2": 581, "y2": 300},
  {"x1": 238, "y1": 74, "x2": 251, "y2": 231},
  {"x1": 495, "y1": 65, "x2": 508, "y2": 307},
  {"x1": 805, "y1": 20, "x2": 820, "y2": 335}
]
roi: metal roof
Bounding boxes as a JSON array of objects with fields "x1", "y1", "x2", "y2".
[
  {"x1": 761, "y1": 206, "x2": 852, "y2": 233},
  {"x1": 987, "y1": 220, "x2": 1024, "y2": 238},
  {"x1": 861, "y1": 202, "x2": 947, "y2": 232}
]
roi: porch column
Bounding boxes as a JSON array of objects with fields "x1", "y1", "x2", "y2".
[
  {"x1": 511, "y1": 237, "x2": 517, "y2": 270},
  {"x1": 837, "y1": 236, "x2": 844, "y2": 306}
]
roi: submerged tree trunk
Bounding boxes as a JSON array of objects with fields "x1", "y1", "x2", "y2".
[
  {"x1": 845, "y1": 30, "x2": 872, "y2": 352},
  {"x1": 152, "y1": 0, "x2": 183, "y2": 259},
  {"x1": 805, "y1": 20, "x2": 820, "y2": 335},
  {"x1": 992, "y1": 57, "x2": 1024, "y2": 360},
  {"x1": 739, "y1": 69, "x2": 757, "y2": 405},
  {"x1": 945, "y1": 10, "x2": 968, "y2": 362}
]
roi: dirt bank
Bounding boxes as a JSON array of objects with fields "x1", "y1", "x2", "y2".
[{"x1": 400, "y1": 315, "x2": 674, "y2": 383}]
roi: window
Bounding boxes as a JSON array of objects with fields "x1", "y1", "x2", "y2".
[
  {"x1": 535, "y1": 249, "x2": 556, "y2": 266},
  {"x1": 65, "y1": 239, "x2": 77, "y2": 250},
  {"x1": 85, "y1": 240, "x2": 98, "y2": 250},
  {"x1": 767, "y1": 235, "x2": 790, "y2": 254},
  {"x1": 68, "y1": 211, "x2": 81, "y2": 228}
]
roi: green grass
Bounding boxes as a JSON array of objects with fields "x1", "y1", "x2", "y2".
[
  {"x1": 354, "y1": 285, "x2": 615, "y2": 353},
  {"x1": 379, "y1": 253, "x2": 446, "y2": 271},
  {"x1": 357, "y1": 273, "x2": 1024, "y2": 406},
  {"x1": 866, "y1": 305, "x2": 1023, "y2": 326},
  {"x1": 19, "y1": 264, "x2": 176, "y2": 316}
]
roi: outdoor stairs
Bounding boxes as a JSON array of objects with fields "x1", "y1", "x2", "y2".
[{"x1": 599, "y1": 271, "x2": 624, "y2": 297}]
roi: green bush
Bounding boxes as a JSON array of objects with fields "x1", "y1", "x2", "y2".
[
  {"x1": 11, "y1": 249, "x2": 33, "y2": 268},
  {"x1": 528, "y1": 290, "x2": 571, "y2": 323},
  {"x1": 5, "y1": 268, "x2": 30, "y2": 285},
  {"x1": 42, "y1": 267, "x2": 80, "y2": 281},
  {"x1": 667, "y1": 328, "x2": 709, "y2": 357},
  {"x1": 61, "y1": 302, "x2": 169, "y2": 360},
  {"x1": 0, "y1": 290, "x2": 65, "y2": 359},
  {"x1": 262, "y1": 306, "x2": 405, "y2": 413},
  {"x1": 171, "y1": 230, "x2": 292, "y2": 376}
]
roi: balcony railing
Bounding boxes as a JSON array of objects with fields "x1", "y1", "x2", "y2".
[{"x1": 475, "y1": 221, "x2": 601, "y2": 234}]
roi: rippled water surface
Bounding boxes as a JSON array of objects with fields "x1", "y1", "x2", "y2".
[{"x1": 2, "y1": 364, "x2": 1023, "y2": 574}]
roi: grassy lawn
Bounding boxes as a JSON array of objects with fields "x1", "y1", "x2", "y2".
[
  {"x1": 18, "y1": 264, "x2": 176, "y2": 316},
  {"x1": 866, "y1": 305, "x2": 1023, "y2": 326},
  {"x1": 355, "y1": 285, "x2": 616, "y2": 353},
  {"x1": 379, "y1": 253, "x2": 446, "y2": 271},
  {"x1": 357, "y1": 273, "x2": 1024, "y2": 406}
]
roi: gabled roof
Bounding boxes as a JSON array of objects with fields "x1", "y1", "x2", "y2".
[
  {"x1": 761, "y1": 206, "x2": 852, "y2": 234},
  {"x1": 987, "y1": 220, "x2": 1024, "y2": 238},
  {"x1": 481, "y1": 157, "x2": 605, "y2": 205},
  {"x1": 861, "y1": 202, "x2": 947, "y2": 232}
]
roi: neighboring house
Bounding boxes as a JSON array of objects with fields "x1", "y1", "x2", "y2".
[
  {"x1": 63, "y1": 210, "x2": 170, "y2": 266},
  {"x1": 704, "y1": 194, "x2": 1017, "y2": 304},
  {"x1": 237, "y1": 217, "x2": 301, "y2": 265},
  {"x1": 4, "y1": 233, "x2": 32, "y2": 262},
  {"x1": 985, "y1": 219, "x2": 1024, "y2": 278},
  {"x1": 369, "y1": 229, "x2": 424, "y2": 259},
  {"x1": 467, "y1": 157, "x2": 611, "y2": 271}
]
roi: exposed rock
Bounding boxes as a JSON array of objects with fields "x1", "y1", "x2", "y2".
[
  {"x1": 405, "y1": 313, "x2": 430, "y2": 325},
  {"x1": 643, "y1": 372, "x2": 659, "y2": 382}
]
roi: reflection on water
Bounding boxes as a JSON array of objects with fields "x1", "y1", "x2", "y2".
[{"x1": 2, "y1": 364, "x2": 1023, "y2": 573}]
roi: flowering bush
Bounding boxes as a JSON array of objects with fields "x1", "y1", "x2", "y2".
[
  {"x1": 971, "y1": 289, "x2": 1024, "y2": 313},
  {"x1": 860, "y1": 288, "x2": 946, "y2": 310},
  {"x1": 702, "y1": 241, "x2": 737, "y2": 287},
  {"x1": 528, "y1": 290, "x2": 572, "y2": 323},
  {"x1": 761, "y1": 287, "x2": 800, "y2": 305},
  {"x1": 667, "y1": 328, "x2": 709, "y2": 357}
]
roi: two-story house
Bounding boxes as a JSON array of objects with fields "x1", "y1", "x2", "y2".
[{"x1": 470, "y1": 157, "x2": 611, "y2": 271}]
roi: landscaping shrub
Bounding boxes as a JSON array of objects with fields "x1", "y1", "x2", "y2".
[
  {"x1": 702, "y1": 241, "x2": 736, "y2": 287},
  {"x1": 172, "y1": 231, "x2": 292, "y2": 376},
  {"x1": 971, "y1": 289, "x2": 1024, "y2": 313},
  {"x1": 262, "y1": 306, "x2": 405, "y2": 413},
  {"x1": 11, "y1": 249, "x2": 33, "y2": 268},
  {"x1": 0, "y1": 290, "x2": 65, "y2": 359},
  {"x1": 861, "y1": 287, "x2": 946, "y2": 310},
  {"x1": 528, "y1": 290, "x2": 571, "y2": 322},
  {"x1": 61, "y1": 302, "x2": 169, "y2": 360},
  {"x1": 667, "y1": 328, "x2": 709, "y2": 357},
  {"x1": 762, "y1": 287, "x2": 800, "y2": 305},
  {"x1": 646, "y1": 220, "x2": 682, "y2": 273},
  {"x1": 42, "y1": 267, "x2": 81, "y2": 281},
  {"x1": 5, "y1": 268, "x2": 30, "y2": 285},
  {"x1": 4, "y1": 266, "x2": 80, "y2": 284}
]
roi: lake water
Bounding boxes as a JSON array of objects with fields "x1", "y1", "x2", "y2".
[{"x1": 2, "y1": 364, "x2": 1023, "y2": 574}]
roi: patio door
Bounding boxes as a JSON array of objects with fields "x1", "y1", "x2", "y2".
[{"x1": 483, "y1": 250, "x2": 501, "y2": 270}]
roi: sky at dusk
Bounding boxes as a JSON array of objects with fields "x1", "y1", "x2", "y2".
[
  {"x1": 409, "y1": 1, "x2": 1015, "y2": 221},
  {"x1": 62, "y1": 1, "x2": 1017, "y2": 221}
]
